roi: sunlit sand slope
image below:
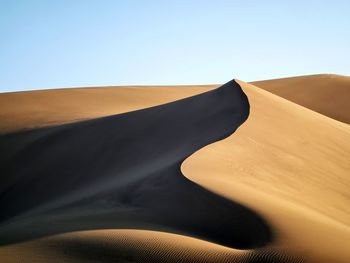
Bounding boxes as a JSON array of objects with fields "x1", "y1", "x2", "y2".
[
  {"x1": 252, "y1": 74, "x2": 350, "y2": 124},
  {"x1": 0, "y1": 85, "x2": 213, "y2": 134},
  {"x1": 183, "y1": 80, "x2": 350, "y2": 263}
]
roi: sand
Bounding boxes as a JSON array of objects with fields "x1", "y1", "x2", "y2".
[
  {"x1": 0, "y1": 76, "x2": 349, "y2": 262},
  {"x1": 0, "y1": 81, "x2": 280, "y2": 262},
  {"x1": 183, "y1": 80, "x2": 350, "y2": 263},
  {"x1": 1, "y1": 80, "x2": 269, "y2": 250},
  {"x1": 0, "y1": 230, "x2": 301, "y2": 263},
  {"x1": 0, "y1": 85, "x2": 213, "y2": 135},
  {"x1": 252, "y1": 74, "x2": 350, "y2": 124}
]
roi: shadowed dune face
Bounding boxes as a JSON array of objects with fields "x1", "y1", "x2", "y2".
[
  {"x1": 252, "y1": 74, "x2": 350, "y2": 124},
  {"x1": 0, "y1": 80, "x2": 273, "y2": 249}
]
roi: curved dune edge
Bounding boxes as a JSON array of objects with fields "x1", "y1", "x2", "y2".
[
  {"x1": 2, "y1": 74, "x2": 348, "y2": 136},
  {"x1": 182, "y1": 80, "x2": 350, "y2": 263},
  {"x1": 0, "y1": 80, "x2": 275, "y2": 254}
]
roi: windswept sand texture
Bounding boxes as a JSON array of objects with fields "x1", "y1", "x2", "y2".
[
  {"x1": 1, "y1": 76, "x2": 349, "y2": 262},
  {"x1": 252, "y1": 74, "x2": 350, "y2": 124},
  {"x1": 0, "y1": 229, "x2": 305, "y2": 263}
]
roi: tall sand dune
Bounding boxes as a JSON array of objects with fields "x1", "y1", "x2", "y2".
[
  {"x1": 252, "y1": 74, "x2": 350, "y2": 124},
  {"x1": 1, "y1": 76, "x2": 349, "y2": 262},
  {"x1": 0, "y1": 81, "x2": 280, "y2": 258},
  {"x1": 183, "y1": 80, "x2": 350, "y2": 263}
]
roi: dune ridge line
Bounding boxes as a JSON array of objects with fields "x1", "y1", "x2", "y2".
[{"x1": 0, "y1": 80, "x2": 273, "y2": 250}]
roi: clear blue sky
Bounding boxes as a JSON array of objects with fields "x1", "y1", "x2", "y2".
[{"x1": 1, "y1": 0, "x2": 349, "y2": 92}]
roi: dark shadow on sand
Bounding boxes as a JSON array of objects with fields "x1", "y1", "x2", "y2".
[{"x1": 0, "y1": 80, "x2": 272, "y2": 249}]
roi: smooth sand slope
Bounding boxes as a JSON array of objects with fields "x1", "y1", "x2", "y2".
[
  {"x1": 0, "y1": 76, "x2": 349, "y2": 262},
  {"x1": 252, "y1": 74, "x2": 350, "y2": 124},
  {"x1": 183, "y1": 80, "x2": 350, "y2": 263},
  {"x1": 0, "y1": 85, "x2": 213, "y2": 135}
]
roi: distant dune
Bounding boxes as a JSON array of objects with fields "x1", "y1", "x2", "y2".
[
  {"x1": 252, "y1": 74, "x2": 350, "y2": 124},
  {"x1": 0, "y1": 75, "x2": 349, "y2": 263},
  {"x1": 0, "y1": 85, "x2": 213, "y2": 135}
]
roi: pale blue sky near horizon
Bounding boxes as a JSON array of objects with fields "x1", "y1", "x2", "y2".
[{"x1": 1, "y1": 0, "x2": 349, "y2": 92}]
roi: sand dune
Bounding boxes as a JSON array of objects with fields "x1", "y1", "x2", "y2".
[
  {"x1": 0, "y1": 76, "x2": 349, "y2": 262},
  {"x1": 0, "y1": 81, "x2": 273, "y2": 250},
  {"x1": 183, "y1": 80, "x2": 350, "y2": 263},
  {"x1": 252, "y1": 74, "x2": 350, "y2": 124}
]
